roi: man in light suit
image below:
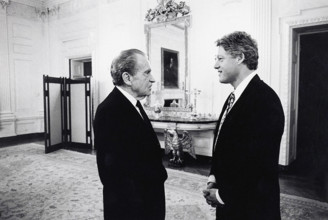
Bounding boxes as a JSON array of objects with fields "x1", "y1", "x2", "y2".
[
  {"x1": 94, "y1": 49, "x2": 167, "y2": 220},
  {"x1": 203, "y1": 31, "x2": 285, "y2": 220}
]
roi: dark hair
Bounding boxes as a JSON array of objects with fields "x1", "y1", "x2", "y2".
[
  {"x1": 215, "y1": 31, "x2": 258, "y2": 70},
  {"x1": 110, "y1": 49, "x2": 146, "y2": 86}
]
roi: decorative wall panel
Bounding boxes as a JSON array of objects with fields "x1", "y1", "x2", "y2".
[
  {"x1": 0, "y1": 6, "x2": 11, "y2": 114},
  {"x1": 0, "y1": 2, "x2": 44, "y2": 138}
]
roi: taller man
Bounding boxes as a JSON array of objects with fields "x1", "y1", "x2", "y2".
[{"x1": 203, "y1": 31, "x2": 285, "y2": 220}]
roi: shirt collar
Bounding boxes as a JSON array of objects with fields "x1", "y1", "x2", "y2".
[
  {"x1": 116, "y1": 86, "x2": 138, "y2": 107},
  {"x1": 233, "y1": 71, "x2": 257, "y2": 103}
]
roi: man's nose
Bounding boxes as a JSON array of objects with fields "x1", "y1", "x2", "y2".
[
  {"x1": 214, "y1": 61, "x2": 219, "y2": 69},
  {"x1": 150, "y1": 74, "x2": 155, "y2": 83}
]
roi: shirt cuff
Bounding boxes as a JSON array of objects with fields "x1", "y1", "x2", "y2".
[
  {"x1": 215, "y1": 189, "x2": 225, "y2": 205},
  {"x1": 208, "y1": 175, "x2": 216, "y2": 184}
]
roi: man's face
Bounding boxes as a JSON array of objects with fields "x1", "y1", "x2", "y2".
[
  {"x1": 130, "y1": 54, "x2": 155, "y2": 99},
  {"x1": 214, "y1": 46, "x2": 240, "y2": 85}
]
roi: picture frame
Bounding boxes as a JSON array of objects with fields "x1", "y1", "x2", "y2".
[{"x1": 161, "y1": 48, "x2": 179, "y2": 89}]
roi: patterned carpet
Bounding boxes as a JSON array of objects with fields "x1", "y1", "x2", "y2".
[{"x1": 0, "y1": 144, "x2": 328, "y2": 220}]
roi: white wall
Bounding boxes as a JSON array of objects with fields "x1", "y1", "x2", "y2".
[
  {"x1": 0, "y1": 0, "x2": 146, "y2": 138},
  {"x1": 0, "y1": 1, "x2": 45, "y2": 137},
  {"x1": 188, "y1": 0, "x2": 253, "y2": 116},
  {"x1": 96, "y1": 0, "x2": 145, "y2": 103},
  {"x1": 47, "y1": 0, "x2": 98, "y2": 78}
]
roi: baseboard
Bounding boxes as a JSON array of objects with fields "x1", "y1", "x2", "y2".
[
  {"x1": 0, "y1": 132, "x2": 44, "y2": 147},
  {"x1": 65, "y1": 142, "x2": 92, "y2": 149}
]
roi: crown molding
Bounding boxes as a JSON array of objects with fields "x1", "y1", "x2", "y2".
[
  {"x1": 10, "y1": 0, "x2": 71, "y2": 9},
  {"x1": 1, "y1": 0, "x2": 10, "y2": 9},
  {"x1": 11, "y1": 0, "x2": 44, "y2": 8},
  {"x1": 42, "y1": 0, "x2": 70, "y2": 8},
  {"x1": 286, "y1": 15, "x2": 328, "y2": 27}
]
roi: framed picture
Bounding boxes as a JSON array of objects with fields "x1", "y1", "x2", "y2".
[{"x1": 161, "y1": 48, "x2": 179, "y2": 89}]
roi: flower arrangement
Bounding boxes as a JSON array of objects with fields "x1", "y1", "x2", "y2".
[{"x1": 145, "y1": 0, "x2": 190, "y2": 23}]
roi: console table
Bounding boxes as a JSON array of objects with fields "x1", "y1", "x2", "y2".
[{"x1": 150, "y1": 116, "x2": 217, "y2": 157}]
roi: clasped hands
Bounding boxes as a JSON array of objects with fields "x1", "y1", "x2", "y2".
[{"x1": 203, "y1": 182, "x2": 221, "y2": 208}]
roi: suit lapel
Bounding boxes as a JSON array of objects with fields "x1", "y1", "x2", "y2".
[
  {"x1": 112, "y1": 87, "x2": 158, "y2": 142},
  {"x1": 225, "y1": 75, "x2": 261, "y2": 119},
  {"x1": 214, "y1": 96, "x2": 230, "y2": 135},
  {"x1": 112, "y1": 87, "x2": 146, "y2": 122},
  {"x1": 216, "y1": 75, "x2": 261, "y2": 138}
]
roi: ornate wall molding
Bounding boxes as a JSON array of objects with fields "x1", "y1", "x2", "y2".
[
  {"x1": 43, "y1": 0, "x2": 69, "y2": 8},
  {"x1": 251, "y1": 0, "x2": 271, "y2": 83},
  {"x1": 285, "y1": 15, "x2": 328, "y2": 27},
  {"x1": 35, "y1": 5, "x2": 60, "y2": 21},
  {"x1": 1, "y1": 0, "x2": 10, "y2": 9},
  {"x1": 6, "y1": 1, "x2": 60, "y2": 21},
  {"x1": 0, "y1": 112, "x2": 16, "y2": 138},
  {"x1": 53, "y1": 0, "x2": 97, "y2": 19},
  {"x1": 6, "y1": 1, "x2": 38, "y2": 20},
  {"x1": 0, "y1": 4, "x2": 12, "y2": 115},
  {"x1": 11, "y1": 0, "x2": 42, "y2": 8}
]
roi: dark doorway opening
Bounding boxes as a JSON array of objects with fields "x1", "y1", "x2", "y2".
[{"x1": 292, "y1": 31, "x2": 328, "y2": 202}]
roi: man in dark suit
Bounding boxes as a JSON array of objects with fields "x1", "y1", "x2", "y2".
[
  {"x1": 203, "y1": 31, "x2": 285, "y2": 220},
  {"x1": 94, "y1": 49, "x2": 167, "y2": 220}
]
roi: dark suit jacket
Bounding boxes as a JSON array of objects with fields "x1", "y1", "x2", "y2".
[
  {"x1": 94, "y1": 87, "x2": 167, "y2": 220},
  {"x1": 210, "y1": 75, "x2": 285, "y2": 220}
]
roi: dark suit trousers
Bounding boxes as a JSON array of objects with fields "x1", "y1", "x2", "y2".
[{"x1": 103, "y1": 184, "x2": 165, "y2": 220}]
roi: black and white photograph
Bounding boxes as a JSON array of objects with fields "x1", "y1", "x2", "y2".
[{"x1": 1, "y1": 0, "x2": 328, "y2": 219}]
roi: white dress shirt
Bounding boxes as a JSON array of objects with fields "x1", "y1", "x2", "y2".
[{"x1": 116, "y1": 86, "x2": 143, "y2": 118}]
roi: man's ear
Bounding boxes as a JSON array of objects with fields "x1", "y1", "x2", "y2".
[
  {"x1": 236, "y1": 53, "x2": 245, "y2": 64},
  {"x1": 122, "y1": 72, "x2": 132, "y2": 85}
]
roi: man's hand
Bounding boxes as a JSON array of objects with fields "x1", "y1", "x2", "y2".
[{"x1": 202, "y1": 188, "x2": 220, "y2": 207}]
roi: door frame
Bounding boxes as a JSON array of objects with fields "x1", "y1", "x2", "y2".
[{"x1": 289, "y1": 25, "x2": 328, "y2": 164}]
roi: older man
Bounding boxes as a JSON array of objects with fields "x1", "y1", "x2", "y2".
[{"x1": 94, "y1": 49, "x2": 167, "y2": 220}]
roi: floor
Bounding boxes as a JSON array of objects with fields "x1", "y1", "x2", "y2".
[
  {"x1": 1, "y1": 135, "x2": 327, "y2": 203},
  {"x1": 164, "y1": 153, "x2": 327, "y2": 203}
]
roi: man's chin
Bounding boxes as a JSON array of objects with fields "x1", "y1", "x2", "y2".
[
  {"x1": 219, "y1": 76, "x2": 232, "y2": 84},
  {"x1": 139, "y1": 94, "x2": 150, "y2": 99},
  {"x1": 219, "y1": 79, "x2": 228, "y2": 84}
]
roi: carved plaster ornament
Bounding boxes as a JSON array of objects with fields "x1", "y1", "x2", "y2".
[{"x1": 0, "y1": 0, "x2": 10, "y2": 9}]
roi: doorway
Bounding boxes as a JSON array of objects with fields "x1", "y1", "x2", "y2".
[
  {"x1": 296, "y1": 31, "x2": 328, "y2": 173},
  {"x1": 290, "y1": 27, "x2": 328, "y2": 202}
]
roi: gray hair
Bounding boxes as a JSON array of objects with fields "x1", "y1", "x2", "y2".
[{"x1": 110, "y1": 49, "x2": 146, "y2": 86}]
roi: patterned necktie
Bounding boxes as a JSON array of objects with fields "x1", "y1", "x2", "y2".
[{"x1": 213, "y1": 92, "x2": 235, "y2": 149}]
